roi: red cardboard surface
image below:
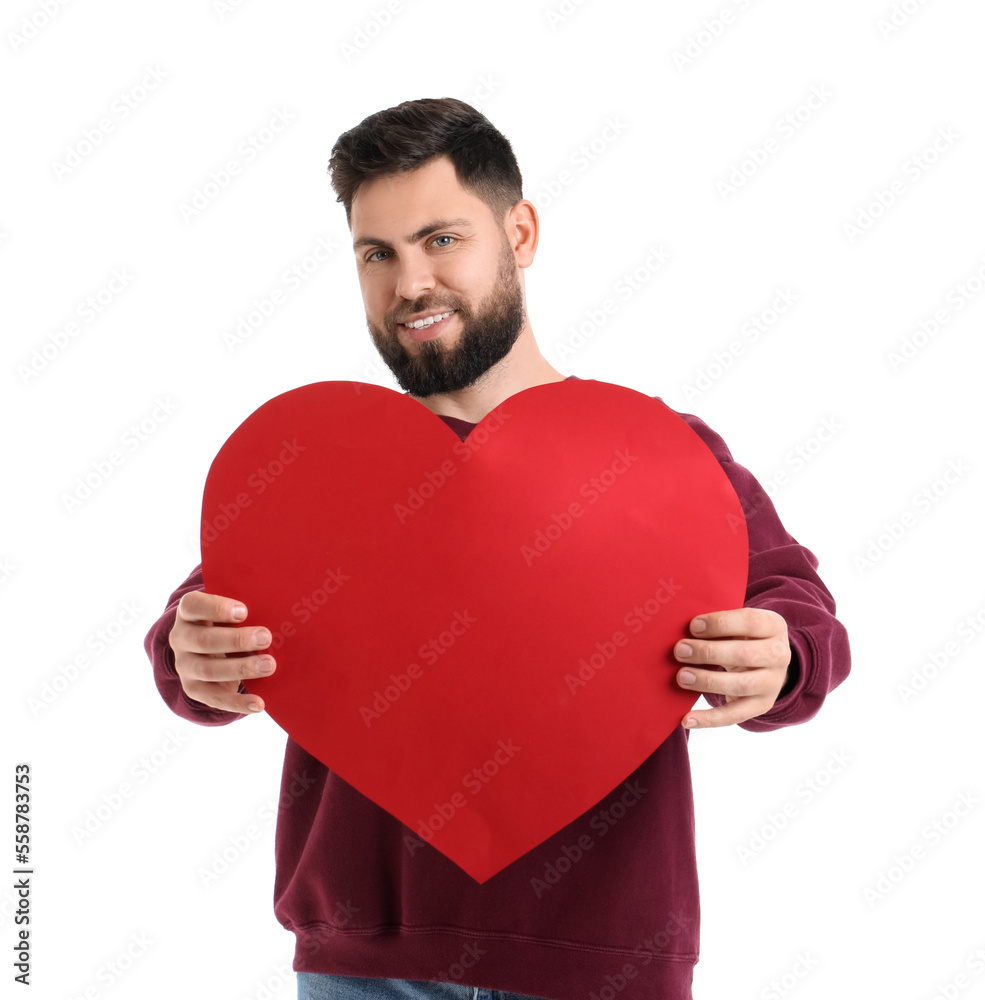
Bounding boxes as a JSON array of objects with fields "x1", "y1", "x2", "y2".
[{"x1": 200, "y1": 378, "x2": 748, "y2": 882}]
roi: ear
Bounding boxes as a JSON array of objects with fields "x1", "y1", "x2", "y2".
[{"x1": 504, "y1": 200, "x2": 539, "y2": 268}]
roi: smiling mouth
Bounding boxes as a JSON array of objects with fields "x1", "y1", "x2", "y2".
[{"x1": 399, "y1": 310, "x2": 456, "y2": 330}]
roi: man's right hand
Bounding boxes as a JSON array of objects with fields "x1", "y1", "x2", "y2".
[{"x1": 169, "y1": 591, "x2": 275, "y2": 714}]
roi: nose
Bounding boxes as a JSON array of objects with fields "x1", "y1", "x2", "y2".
[{"x1": 393, "y1": 247, "x2": 436, "y2": 302}]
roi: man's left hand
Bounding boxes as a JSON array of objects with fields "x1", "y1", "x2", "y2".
[{"x1": 674, "y1": 608, "x2": 791, "y2": 729}]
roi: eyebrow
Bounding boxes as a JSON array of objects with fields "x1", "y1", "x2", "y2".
[{"x1": 352, "y1": 217, "x2": 475, "y2": 252}]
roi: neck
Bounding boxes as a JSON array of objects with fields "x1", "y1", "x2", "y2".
[{"x1": 408, "y1": 326, "x2": 567, "y2": 423}]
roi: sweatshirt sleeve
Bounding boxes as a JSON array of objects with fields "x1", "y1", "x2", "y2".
[
  {"x1": 672, "y1": 407, "x2": 852, "y2": 733},
  {"x1": 143, "y1": 562, "x2": 250, "y2": 726}
]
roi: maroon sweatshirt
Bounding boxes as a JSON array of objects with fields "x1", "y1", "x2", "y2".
[{"x1": 144, "y1": 376, "x2": 850, "y2": 999}]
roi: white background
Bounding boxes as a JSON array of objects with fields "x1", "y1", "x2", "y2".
[{"x1": 3, "y1": 0, "x2": 984, "y2": 998}]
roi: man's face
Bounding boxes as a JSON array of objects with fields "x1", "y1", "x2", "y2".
[{"x1": 350, "y1": 155, "x2": 526, "y2": 397}]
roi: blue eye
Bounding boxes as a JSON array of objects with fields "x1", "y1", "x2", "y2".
[{"x1": 365, "y1": 235, "x2": 454, "y2": 264}]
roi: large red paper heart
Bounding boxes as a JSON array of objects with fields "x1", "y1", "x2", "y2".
[{"x1": 201, "y1": 379, "x2": 747, "y2": 882}]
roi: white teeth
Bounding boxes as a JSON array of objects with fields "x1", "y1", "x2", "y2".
[{"x1": 403, "y1": 311, "x2": 454, "y2": 329}]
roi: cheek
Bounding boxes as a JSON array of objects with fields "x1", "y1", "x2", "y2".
[
  {"x1": 359, "y1": 279, "x2": 388, "y2": 318},
  {"x1": 443, "y1": 257, "x2": 485, "y2": 297}
]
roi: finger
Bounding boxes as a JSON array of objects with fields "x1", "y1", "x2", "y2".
[
  {"x1": 179, "y1": 621, "x2": 272, "y2": 656},
  {"x1": 675, "y1": 636, "x2": 788, "y2": 669},
  {"x1": 186, "y1": 652, "x2": 276, "y2": 685},
  {"x1": 689, "y1": 607, "x2": 784, "y2": 640},
  {"x1": 183, "y1": 676, "x2": 267, "y2": 715},
  {"x1": 676, "y1": 663, "x2": 776, "y2": 699},
  {"x1": 681, "y1": 697, "x2": 773, "y2": 729},
  {"x1": 176, "y1": 591, "x2": 250, "y2": 625}
]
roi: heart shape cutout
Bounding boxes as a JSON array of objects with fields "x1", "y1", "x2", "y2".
[{"x1": 201, "y1": 378, "x2": 747, "y2": 882}]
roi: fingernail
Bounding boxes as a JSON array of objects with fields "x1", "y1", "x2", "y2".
[
  {"x1": 258, "y1": 658, "x2": 275, "y2": 674},
  {"x1": 232, "y1": 604, "x2": 247, "y2": 621},
  {"x1": 680, "y1": 670, "x2": 695, "y2": 685},
  {"x1": 683, "y1": 717, "x2": 697, "y2": 728},
  {"x1": 691, "y1": 619, "x2": 706, "y2": 633},
  {"x1": 677, "y1": 642, "x2": 692, "y2": 658},
  {"x1": 255, "y1": 630, "x2": 271, "y2": 648},
  {"x1": 247, "y1": 702, "x2": 261, "y2": 712}
]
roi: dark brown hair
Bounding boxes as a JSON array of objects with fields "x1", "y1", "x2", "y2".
[{"x1": 328, "y1": 97, "x2": 524, "y2": 229}]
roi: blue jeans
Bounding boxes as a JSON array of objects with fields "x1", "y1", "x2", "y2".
[{"x1": 297, "y1": 973, "x2": 548, "y2": 1000}]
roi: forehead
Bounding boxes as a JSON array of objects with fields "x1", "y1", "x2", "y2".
[{"x1": 350, "y1": 156, "x2": 489, "y2": 244}]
